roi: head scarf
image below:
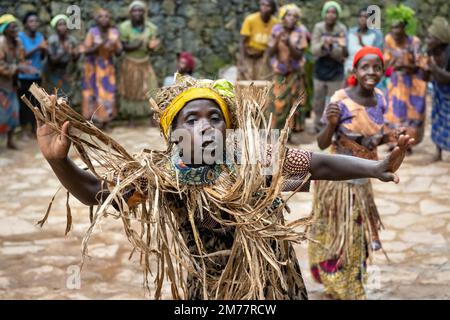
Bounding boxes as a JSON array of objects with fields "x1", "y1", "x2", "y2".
[
  {"x1": 347, "y1": 46, "x2": 384, "y2": 86},
  {"x1": 386, "y1": 4, "x2": 417, "y2": 36},
  {"x1": 129, "y1": 0, "x2": 146, "y2": 11},
  {"x1": 321, "y1": 1, "x2": 342, "y2": 19},
  {"x1": 50, "y1": 14, "x2": 69, "y2": 29},
  {"x1": 428, "y1": 16, "x2": 450, "y2": 44},
  {"x1": 0, "y1": 14, "x2": 17, "y2": 34},
  {"x1": 278, "y1": 4, "x2": 301, "y2": 21},
  {"x1": 159, "y1": 77, "x2": 234, "y2": 139},
  {"x1": 178, "y1": 52, "x2": 196, "y2": 73}
]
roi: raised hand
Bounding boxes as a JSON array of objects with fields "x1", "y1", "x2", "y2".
[
  {"x1": 375, "y1": 134, "x2": 415, "y2": 183},
  {"x1": 36, "y1": 115, "x2": 71, "y2": 161},
  {"x1": 325, "y1": 103, "x2": 340, "y2": 126}
]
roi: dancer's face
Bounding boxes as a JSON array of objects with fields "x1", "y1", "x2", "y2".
[
  {"x1": 283, "y1": 10, "x2": 299, "y2": 30},
  {"x1": 325, "y1": 7, "x2": 337, "y2": 25},
  {"x1": 171, "y1": 99, "x2": 227, "y2": 166},
  {"x1": 130, "y1": 7, "x2": 145, "y2": 23},
  {"x1": 4, "y1": 22, "x2": 18, "y2": 38},
  {"x1": 391, "y1": 23, "x2": 406, "y2": 42},
  {"x1": 259, "y1": 0, "x2": 273, "y2": 21},
  {"x1": 25, "y1": 15, "x2": 39, "y2": 33},
  {"x1": 96, "y1": 11, "x2": 110, "y2": 28},
  {"x1": 354, "y1": 54, "x2": 383, "y2": 90},
  {"x1": 56, "y1": 20, "x2": 68, "y2": 36}
]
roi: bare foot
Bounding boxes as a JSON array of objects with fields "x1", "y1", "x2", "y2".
[{"x1": 6, "y1": 141, "x2": 19, "y2": 150}]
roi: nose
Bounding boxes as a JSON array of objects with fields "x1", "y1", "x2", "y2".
[{"x1": 199, "y1": 118, "x2": 212, "y2": 134}]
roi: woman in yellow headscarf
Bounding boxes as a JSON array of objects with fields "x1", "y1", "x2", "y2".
[
  {"x1": 30, "y1": 71, "x2": 413, "y2": 300},
  {"x1": 118, "y1": 0, "x2": 159, "y2": 126}
]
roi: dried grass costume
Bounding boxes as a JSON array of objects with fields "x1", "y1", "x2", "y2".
[{"x1": 24, "y1": 75, "x2": 314, "y2": 300}]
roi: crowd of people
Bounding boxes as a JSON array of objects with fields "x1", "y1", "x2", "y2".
[{"x1": 0, "y1": 0, "x2": 449, "y2": 300}]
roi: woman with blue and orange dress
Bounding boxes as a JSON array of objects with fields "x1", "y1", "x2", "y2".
[
  {"x1": 383, "y1": 5, "x2": 428, "y2": 150},
  {"x1": 80, "y1": 8, "x2": 122, "y2": 129},
  {"x1": 308, "y1": 47, "x2": 406, "y2": 300}
]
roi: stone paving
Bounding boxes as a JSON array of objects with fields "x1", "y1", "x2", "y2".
[{"x1": 0, "y1": 115, "x2": 449, "y2": 300}]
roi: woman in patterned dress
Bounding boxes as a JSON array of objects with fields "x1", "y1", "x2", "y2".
[
  {"x1": 0, "y1": 14, "x2": 36, "y2": 149},
  {"x1": 80, "y1": 8, "x2": 122, "y2": 129},
  {"x1": 267, "y1": 4, "x2": 309, "y2": 136},
  {"x1": 384, "y1": 5, "x2": 428, "y2": 150},
  {"x1": 309, "y1": 47, "x2": 405, "y2": 300},
  {"x1": 32, "y1": 74, "x2": 413, "y2": 299}
]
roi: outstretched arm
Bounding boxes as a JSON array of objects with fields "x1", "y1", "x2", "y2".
[
  {"x1": 310, "y1": 135, "x2": 414, "y2": 183},
  {"x1": 36, "y1": 117, "x2": 104, "y2": 206}
]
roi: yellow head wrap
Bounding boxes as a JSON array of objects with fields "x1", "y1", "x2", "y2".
[
  {"x1": 278, "y1": 4, "x2": 301, "y2": 22},
  {"x1": 159, "y1": 79, "x2": 234, "y2": 139},
  {"x1": 0, "y1": 14, "x2": 17, "y2": 34}
]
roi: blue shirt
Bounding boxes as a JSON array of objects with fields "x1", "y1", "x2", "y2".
[{"x1": 18, "y1": 31, "x2": 44, "y2": 80}]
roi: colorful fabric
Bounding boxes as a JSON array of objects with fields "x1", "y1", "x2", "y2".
[
  {"x1": 321, "y1": 88, "x2": 387, "y2": 159},
  {"x1": 160, "y1": 86, "x2": 232, "y2": 138},
  {"x1": 269, "y1": 24, "x2": 308, "y2": 75},
  {"x1": 18, "y1": 31, "x2": 45, "y2": 80},
  {"x1": 0, "y1": 88, "x2": 19, "y2": 134},
  {"x1": 0, "y1": 35, "x2": 25, "y2": 91},
  {"x1": 431, "y1": 80, "x2": 450, "y2": 151},
  {"x1": 240, "y1": 12, "x2": 278, "y2": 53},
  {"x1": 268, "y1": 71, "x2": 305, "y2": 131},
  {"x1": 50, "y1": 14, "x2": 69, "y2": 29},
  {"x1": 345, "y1": 27, "x2": 384, "y2": 73},
  {"x1": 321, "y1": 1, "x2": 342, "y2": 19},
  {"x1": 309, "y1": 179, "x2": 378, "y2": 300},
  {"x1": 81, "y1": 26, "x2": 122, "y2": 123},
  {"x1": 0, "y1": 14, "x2": 17, "y2": 34},
  {"x1": 384, "y1": 33, "x2": 428, "y2": 144}
]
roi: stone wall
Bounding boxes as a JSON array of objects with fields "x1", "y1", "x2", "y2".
[{"x1": 1, "y1": 0, "x2": 449, "y2": 82}]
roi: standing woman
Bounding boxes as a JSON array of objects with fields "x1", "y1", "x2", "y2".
[
  {"x1": 17, "y1": 12, "x2": 47, "y2": 138},
  {"x1": 384, "y1": 5, "x2": 428, "y2": 150},
  {"x1": 0, "y1": 14, "x2": 36, "y2": 149},
  {"x1": 45, "y1": 15, "x2": 79, "y2": 98},
  {"x1": 427, "y1": 17, "x2": 450, "y2": 162},
  {"x1": 267, "y1": 4, "x2": 309, "y2": 136},
  {"x1": 308, "y1": 47, "x2": 401, "y2": 300},
  {"x1": 118, "y1": 0, "x2": 159, "y2": 126},
  {"x1": 81, "y1": 8, "x2": 122, "y2": 129}
]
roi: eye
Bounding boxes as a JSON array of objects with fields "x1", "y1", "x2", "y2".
[
  {"x1": 186, "y1": 116, "x2": 197, "y2": 125},
  {"x1": 210, "y1": 113, "x2": 223, "y2": 123}
]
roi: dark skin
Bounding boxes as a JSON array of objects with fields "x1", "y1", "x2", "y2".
[
  {"x1": 35, "y1": 97, "x2": 412, "y2": 206},
  {"x1": 23, "y1": 15, "x2": 48, "y2": 59},
  {"x1": 321, "y1": 7, "x2": 348, "y2": 58},
  {"x1": 318, "y1": 54, "x2": 410, "y2": 151},
  {"x1": 239, "y1": 0, "x2": 273, "y2": 66},
  {"x1": 49, "y1": 20, "x2": 79, "y2": 64},
  {"x1": 122, "y1": 7, "x2": 159, "y2": 53},
  {"x1": 84, "y1": 11, "x2": 122, "y2": 56},
  {"x1": 267, "y1": 10, "x2": 303, "y2": 62},
  {"x1": 3, "y1": 22, "x2": 37, "y2": 150},
  {"x1": 387, "y1": 23, "x2": 416, "y2": 74}
]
